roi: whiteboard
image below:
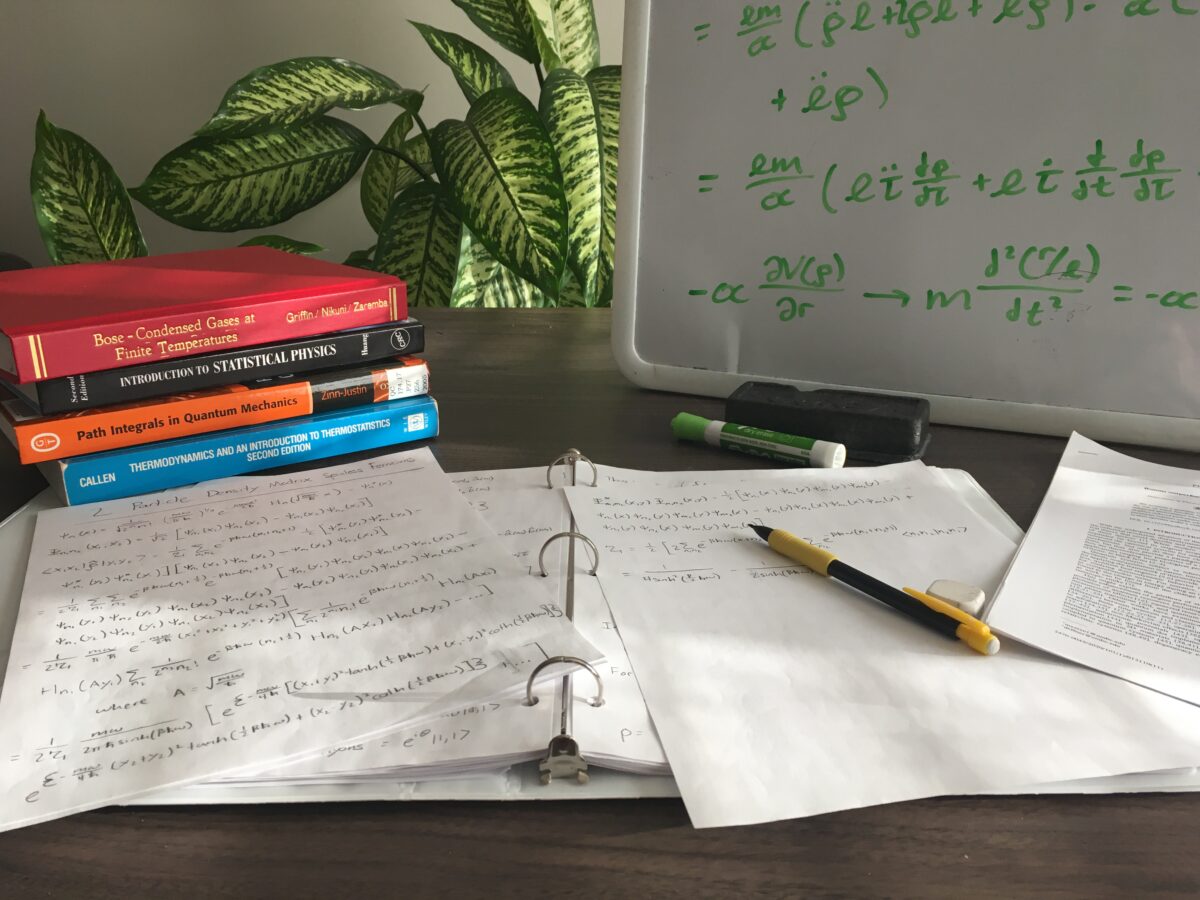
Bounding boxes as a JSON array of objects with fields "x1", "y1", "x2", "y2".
[{"x1": 612, "y1": 0, "x2": 1200, "y2": 449}]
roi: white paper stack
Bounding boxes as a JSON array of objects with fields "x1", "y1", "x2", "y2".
[{"x1": 3, "y1": 449, "x2": 1200, "y2": 822}]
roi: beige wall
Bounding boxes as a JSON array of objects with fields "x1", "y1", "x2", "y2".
[{"x1": 0, "y1": 0, "x2": 626, "y2": 266}]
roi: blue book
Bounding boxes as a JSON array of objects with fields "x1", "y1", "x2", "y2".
[{"x1": 39, "y1": 394, "x2": 438, "y2": 505}]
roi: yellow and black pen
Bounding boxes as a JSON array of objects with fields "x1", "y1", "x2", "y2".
[{"x1": 748, "y1": 524, "x2": 1000, "y2": 656}]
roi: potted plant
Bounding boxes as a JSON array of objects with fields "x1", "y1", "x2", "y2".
[{"x1": 28, "y1": 0, "x2": 619, "y2": 308}]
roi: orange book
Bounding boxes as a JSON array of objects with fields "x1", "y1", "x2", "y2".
[{"x1": 0, "y1": 356, "x2": 428, "y2": 463}]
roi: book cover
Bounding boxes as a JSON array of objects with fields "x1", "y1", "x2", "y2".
[
  {"x1": 6, "y1": 319, "x2": 425, "y2": 414},
  {"x1": 1, "y1": 357, "x2": 429, "y2": 463},
  {"x1": 40, "y1": 394, "x2": 439, "y2": 505},
  {"x1": 0, "y1": 247, "x2": 406, "y2": 383}
]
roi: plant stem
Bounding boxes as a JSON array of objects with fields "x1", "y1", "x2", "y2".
[
  {"x1": 412, "y1": 113, "x2": 432, "y2": 143},
  {"x1": 370, "y1": 145, "x2": 436, "y2": 184},
  {"x1": 535, "y1": 64, "x2": 545, "y2": 88}
]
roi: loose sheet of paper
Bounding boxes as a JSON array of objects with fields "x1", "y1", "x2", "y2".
[
  {"x1": 0, "y1": 448, "x2": 593, "y2": 831},
  {"x1": 566, "y1": 462, "x2": 1200, "y2": 828},
  {"x1": 989, "y1": 433, "x2": 1200, "y2": 706}
]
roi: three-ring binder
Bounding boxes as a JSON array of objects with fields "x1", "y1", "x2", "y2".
[
  {"x1": 532, "y1": 449, "x2": 602, "y2": 784},
  {"x1": 524, "y1": 656, "x2": 604, "y2": 784},
  {"x1": 545, "y1": 448, "x2": 598, "y2": 489},
  {"x1": 538, "y1": 532, "x2": 599, "y2": 577}
]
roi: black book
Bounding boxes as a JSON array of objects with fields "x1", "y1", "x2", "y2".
[{"x1": 5, "y1": 318, "x2": 424, "y2": 414}]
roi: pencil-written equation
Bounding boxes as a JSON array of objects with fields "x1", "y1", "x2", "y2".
[
  {"x1": 565, "y1": 466, "x2": 997, "y2": 589},
  {"x1": 0, "y1": 448, "x2": 580, "y2": 833}
]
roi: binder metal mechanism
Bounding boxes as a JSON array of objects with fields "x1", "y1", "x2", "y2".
[{"x1": 526, "y1": 449, "x2": 603, "y2": 785}]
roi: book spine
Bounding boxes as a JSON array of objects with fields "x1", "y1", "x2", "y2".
[
  {"x1": 44, "y1": 395, "x2": 439, "y2": 505},
  {"x1": 10, "y1": 281, "x2": 408, "y2": 383},
  {"x1": 24, "y1": 319, "x2": 425, "y2": 414},
  {"x1": 7, "y1": 358, "x2": 430, "y2": 463}
]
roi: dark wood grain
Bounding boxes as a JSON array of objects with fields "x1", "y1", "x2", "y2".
[{"x1": 1, "y1": 308, "x2": 1198, "y2": 900}]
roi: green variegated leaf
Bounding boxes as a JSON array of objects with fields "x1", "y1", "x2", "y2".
[
  {"x1": 239, "y1": 234, "x2": 324, "y2": 254},
  {"x1": 360, "y1": 112, "x2": 433, "y2": 232},
  {"x1": 528, "y1": 10, "x2": 564, "y2": 72},
  {"x1": 588, "y1": 65, "x2": 620, "y2": 306},
  {"x1": 526, "y1": 0, "x2": 599, "y2": 75},
  {"x1": 30, "y1": 112, "x2": 146, "y2": 265},
  {"x1": 557, "y1": 270, "x2": 588, "y2": 308},
  {"x1": 431, "y1": 88, "x2": 567, "y2": 298},
  {"x1": 198, "y1": 57, "x2": 422, "y2": 137},
  {"x1": 450, "y1": 0, "x2": 539, "y2": 63},
  {"x1": 412, "y1": 23, "x2": 514, "y2": 105},
  {"x1": 343, "y1": 246, "x2": 376, "y2": 269},
  {"x1": 374, "y1": 182, "x2": 461, "y2": 307},
  {"x1": 452, "y1": 228, "x2": 547, "y2": 308},
  {"x1": 133, "y1": 117, "x2": 372, "y2": 232},
  {"x1": 539, "y1": 67, "x2": 607, "y2": 306}
]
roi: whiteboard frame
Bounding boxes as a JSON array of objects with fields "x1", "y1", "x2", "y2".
[{"x1": 610, "y1": 0, "x2": 1199, "y2": 452}]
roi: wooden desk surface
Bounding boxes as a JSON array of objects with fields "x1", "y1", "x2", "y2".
[{"x1": 1, "y1": 308, "x2": 1198, "y2": 899}]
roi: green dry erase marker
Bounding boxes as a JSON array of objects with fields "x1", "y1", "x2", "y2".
[{"x1": 671, "y1": 412, "x2": 847, "y2": 468}]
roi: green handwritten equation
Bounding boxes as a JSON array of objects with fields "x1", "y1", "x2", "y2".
[
  {"x1": 689, "y1": 244, "x2": 1198, "y2": 325},
  {"x1": 697, "y1": 140, "x2": 1189, "y2": 214},
  {"x1": 711, "y1": 1, "x2": 1195, "y2": 59},
  {"x1": 696, "y1": 4, "x2": 1196, "y2": 121}
]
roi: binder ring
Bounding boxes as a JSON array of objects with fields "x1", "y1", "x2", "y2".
[
  {"x1": 524, "y1": 656, "x2": 604, "y2": 708},
  {"x1": 538, "y1": 531, "x2": 600, "y2": 576},
  {"x1": 545, "y1": 448, "x2": 598, "y2": 488}
]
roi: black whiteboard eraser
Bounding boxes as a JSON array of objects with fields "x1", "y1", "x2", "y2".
[{"x1": 725, "y1": 382, "x2": 931, "y2": 463}]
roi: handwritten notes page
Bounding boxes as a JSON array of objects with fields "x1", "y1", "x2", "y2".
[
  {"x1": 457, "y1": 467, "x2": 672, "y2": 774},
  {"x1": 989, "y1": 434, "x2": 1200, "y2": 705},
  {"x1": 0, "y1": 448, "x2": 594, "y2": 831},
  {"x1": 437, "y1": 464, "x2": 1020, "y2": 779},
  {"x1": 566, "y1": 463, "x2": 1200, "y2": 828},
  {"x1": 245, "y1": 462, "x2": 901, "y2": 785},
  {"x1": 243, "y1": 466, "x2": 672, "y2": 784}
]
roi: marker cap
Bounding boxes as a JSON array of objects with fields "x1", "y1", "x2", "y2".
[
  {"x1": 810, "y1": 440, "x2": 847, "y2": 469},
  {"x1": 671, "y1": 412, "x2": 712, "y2": 443}
]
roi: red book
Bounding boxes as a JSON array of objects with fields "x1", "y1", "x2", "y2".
[{"x1": 0, "y1": 247, "x2": 406, "y2": 383}]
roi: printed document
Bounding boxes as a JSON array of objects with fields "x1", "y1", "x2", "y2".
[{"x1": 989, "y1": 433, "x2": 1200, "y2": 705}]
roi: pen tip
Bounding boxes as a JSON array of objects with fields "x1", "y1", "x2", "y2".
[{"x1": 748, "y1": 524, "x2": 772, "y2": 541}]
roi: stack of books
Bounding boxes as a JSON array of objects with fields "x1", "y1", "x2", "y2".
[{"x1": 0, "y1": 247, "x2": 437, "y2": 504}]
